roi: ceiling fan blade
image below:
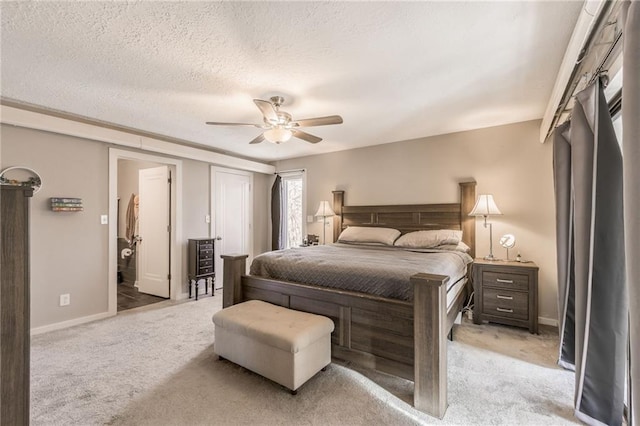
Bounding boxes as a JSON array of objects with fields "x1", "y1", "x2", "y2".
[
  {"x1": 291, "y1": 115, "x2": 343, "y2": 127},
  {"x1": 292, "y1": 130, "x2": 322, "y2": 144},
  {"x1": 253, "y1": 99, "x2": 279, "y2": 123},
  {"x1": 249, "y1": 134, "x2": 265, "y2": 144},
  {"x1": 206, "y1": 121, "x2": 263, "y2": 128}
]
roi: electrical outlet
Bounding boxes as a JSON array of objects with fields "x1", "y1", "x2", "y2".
[
  {"x1": 59, "y1": 293, "x2": 70, "y2": 306},
  {"x1": 466, "y1": 310, "x2": 473, "y2": 321}
]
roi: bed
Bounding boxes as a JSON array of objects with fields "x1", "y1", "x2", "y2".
[{"x1": 221, "y1": 181, "x2": 476, "y2": 419}]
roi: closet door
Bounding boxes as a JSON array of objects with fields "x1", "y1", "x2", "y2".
[{"x1": 1, "y1": 186, "x2": 33, "y2": 425}]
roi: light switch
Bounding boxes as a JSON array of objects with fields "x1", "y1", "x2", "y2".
[
  {"x1": 307, "y1": 215, "x2": 314, "y2": 223},
  {"x1": 100, "y1": 215, "x2": 108, "y2": 225},
  {"x1": 205, "y1": 215, "x2": 211, "y2": 223}
]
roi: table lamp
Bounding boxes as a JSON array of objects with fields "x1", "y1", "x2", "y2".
[
  {"x1": 314, "y1": 201, "x2": 335, "y2": 245},
  {"x1": 469, "y1": 194, "x2": 502, "y2": 260}
]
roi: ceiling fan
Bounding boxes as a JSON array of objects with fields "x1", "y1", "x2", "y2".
[{"x1": 206, "y1": 96, "x2": 343, "y2": 144}]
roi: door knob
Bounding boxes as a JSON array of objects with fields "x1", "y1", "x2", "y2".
[{"x1": 215, "y1": 236, "x2": 222, "y2": 241}]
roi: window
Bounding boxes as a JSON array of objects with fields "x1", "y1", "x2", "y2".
[
  {"x1": 612, "y1": 113, "x2": 623, "y2": 148},
  {"x1": 280, "y1": 172, "x2": 305, "y2": 249}
]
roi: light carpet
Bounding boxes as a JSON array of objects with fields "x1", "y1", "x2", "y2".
[{"x1": 31, "y1": 295, "x2": 578, "y2": 425}]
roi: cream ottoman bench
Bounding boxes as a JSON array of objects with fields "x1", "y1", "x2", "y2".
[{"x1": 212, "y1": 300, "x2": 334, "y2": 394}]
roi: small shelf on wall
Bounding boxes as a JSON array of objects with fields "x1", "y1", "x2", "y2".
[{"x1": 50, "y1": 197, "x2": 83, "y2": 212}]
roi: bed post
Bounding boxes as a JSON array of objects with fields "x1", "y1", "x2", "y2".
[
  {"x1": 221, "y1": 254, "x2": 248, "y2": 308},
  {"x1": 332, "y1": 190, "x2": 344, "y2": 243},
  {"x1": 411, "y1": 272, "x2": 449, "y2": 419},
  {"x1": 459, "y1": 181, "x2": 476, "y2": 259}
]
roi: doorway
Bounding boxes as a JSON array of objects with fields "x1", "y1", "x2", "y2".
[
  {"x1": 116, "y1": 161, "x2": 170, "y2": 311},
  {"x1": 108, "y1": 149, "x2": 183, "y2": 316}
]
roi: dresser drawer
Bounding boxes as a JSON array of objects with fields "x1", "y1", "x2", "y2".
[
  {"x1": 199, "y1": 249, "x2": 214, "y2": 259},
  {"x1": 198, "y1": 266, "x2": 214, "y2": 275},
  {"x1": 482, "y1": 271, "x2": 529, "y2": 291},
  {"x1": 199, "y1": 259, "x2": 213, "y2": 268},
  {"x1": 198, "y1": 242, "x2": 214, "y2": 250},
  {"x1": 482, "y1": 288, "x2": 528, "y2": 320}
]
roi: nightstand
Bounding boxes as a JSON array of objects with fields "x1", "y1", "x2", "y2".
[{"x1": 472, "y1": 259, "x2": 539, "y2": 334}]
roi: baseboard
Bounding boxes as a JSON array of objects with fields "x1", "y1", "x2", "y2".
[
  {"x1": 31, "y1": 311, "x2": 114, "y2": 335},
  {"x1": 538, "y1": 316, "x2": 558, "y2": 327}
]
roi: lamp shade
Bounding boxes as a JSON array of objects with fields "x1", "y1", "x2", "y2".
[
  {"x1": 314, "y1": 200, "x2": 335, "y2": 217},
  {"x1": 264, "y1": 127, "x2": 293, "y2": 144},
  {"x1": 469, "y1": 194, "x2": 502, "y2": 216}
]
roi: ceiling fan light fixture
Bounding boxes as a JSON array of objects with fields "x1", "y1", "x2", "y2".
[
  {"x1": 206, "y1": 96, "x2": 342, "y2": 145},
  {"x1": 264, "y1": 127, "x2": 292, "y2": 144}
]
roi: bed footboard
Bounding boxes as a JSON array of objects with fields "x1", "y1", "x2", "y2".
[
  {"x1": 411, "y1": 272, "x2": 448, "y2": 418},
  {"x1": 221, "y1": 254, "x2": 453, "y2": 419},
  {"x1": 221, "y1": 254, "x2": 248, "y2": 308}
]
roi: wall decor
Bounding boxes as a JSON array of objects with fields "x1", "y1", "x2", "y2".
[
  {"x1": 0, "y1": 166, "x2": 42, "y2": 194},
  {"x1": 50, "y1": 197, "x2": 83, "y2": 212}
]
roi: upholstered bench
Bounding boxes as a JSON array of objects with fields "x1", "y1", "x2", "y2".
[{"x1": 212, "y1": 300, "x2": 334, "y2": 393}]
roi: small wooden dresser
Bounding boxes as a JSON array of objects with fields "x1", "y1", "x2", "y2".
[
  {"x1": 472, "y1": 259, "x2": 539, "y2": 334},
  {"x1": 188, "y1": 238, "x2": 215, "y2": 300}
]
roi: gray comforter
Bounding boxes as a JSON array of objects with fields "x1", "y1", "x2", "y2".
[{"x1": 249, "y1": 243, "x2": 473, "y2": 302}]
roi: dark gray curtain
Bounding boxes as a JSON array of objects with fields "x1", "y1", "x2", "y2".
[
  {"x1": 622, "y1": 2, "x2": 640, "y2": 424},
  {"x1": 271, "y1": 175, "x2": 285, "y2": 250},
  {"x1": 553, "y1": 121, "x2": 576, "y2": 371},
  {"x1": 553, "y1": 78, "x2": 628, "y2": 425}
]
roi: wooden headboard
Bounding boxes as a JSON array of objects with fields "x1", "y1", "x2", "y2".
[{"x1": 332, "y1": 181, "x2": 476, "y2": 258}]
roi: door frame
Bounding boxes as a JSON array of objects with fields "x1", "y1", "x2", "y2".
[
  {"x1": 210, "y1": 166, "x2": 254, "y2": 288},
  {"x1": 108, "y1": 148, "x2": 183, "y2": 315}
]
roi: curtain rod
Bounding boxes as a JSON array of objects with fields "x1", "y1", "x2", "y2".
[
  {"x1": 543, "y1": 0, "x2": 623, "y2": 142},
  {"x1": 274, "y1": 168, "x2": 305, "y2": 175}
]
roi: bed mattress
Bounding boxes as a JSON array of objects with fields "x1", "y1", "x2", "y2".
[{"x1": 249, "y1": 243, "x2": 472, "y2": 304}]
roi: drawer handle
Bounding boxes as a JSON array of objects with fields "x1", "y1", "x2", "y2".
[
  {"x1": 496, "y1": 295, "x2": 513, "y2": 300},
  {"x1": 496, "y1": 278, "x2": 514, "y2": 284},
  {"x1": 496, "y1": 307, "x2": 514, "y2": 313}
]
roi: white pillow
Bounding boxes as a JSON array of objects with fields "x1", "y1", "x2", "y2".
[
  {"x1": 428, "y1": 241, "x2": 471, "y2": 253},
  {"x1": 337, "y1": 226, "x2": 401, "y2": 246},
  {"x1": 394, "y1": 229, "x2": 463, "y2": 248}
]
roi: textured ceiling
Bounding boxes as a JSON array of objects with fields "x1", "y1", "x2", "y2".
[{"x1": 1, "y1": 1, "x2": 582, "y2": 162}]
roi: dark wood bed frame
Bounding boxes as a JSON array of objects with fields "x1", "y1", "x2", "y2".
[{"x1": 222, "y1": 181, "x2": 476, "y2": 419}]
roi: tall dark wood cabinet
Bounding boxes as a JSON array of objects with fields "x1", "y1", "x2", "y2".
[
  {"x1": 1, "y1": 186, "x2": 33, "y2": 425},
  {"x1": 188, "y1": 238, "x2": 215, "y2": 300}
]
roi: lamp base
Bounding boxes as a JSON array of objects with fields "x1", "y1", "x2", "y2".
[{"x1": 483, "y1": 255, "x2": 502, "y2": 261}]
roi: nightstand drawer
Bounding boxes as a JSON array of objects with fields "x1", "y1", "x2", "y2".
[
  {"x1": 483, "y1": 271, "x2": 529, "y2": 291},
  {"x1": 482, "y1": 288, "x2": 528, "y2": 320}
]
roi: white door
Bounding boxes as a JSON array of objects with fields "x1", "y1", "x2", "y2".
[
  {"x1": 138, "y1": 166, "x2": 170, "y2": 298},
  {"x1": 212, "y1": 167, "x2": 252, "y2": 289}
]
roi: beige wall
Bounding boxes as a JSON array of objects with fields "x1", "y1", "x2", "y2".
[
  {"x1": 1, "y1": 124, "x2": 270, "y2": 329},
  {"x1": 0, "y1": 118, "x2": 557, "y2": 326},
  {"x1": 274, "y1": 120, "x2": 559, "y2": 323},
  {"x1": 1, "y1": 125, "x2": 110, "y2": 328}
]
